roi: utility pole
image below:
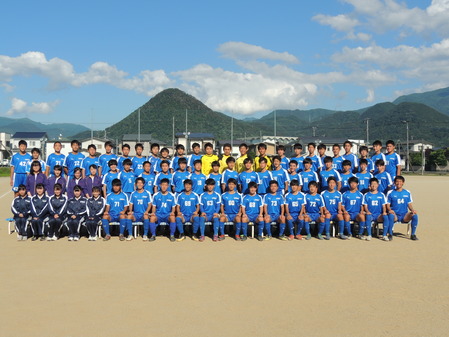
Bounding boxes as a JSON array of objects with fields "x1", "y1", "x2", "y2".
[
  {"x1": 364, "y1": 118, "x2": 370, "y2": 145},
  {"x1": 421, "y1": 145, "x2": 425, "y2": 175}
]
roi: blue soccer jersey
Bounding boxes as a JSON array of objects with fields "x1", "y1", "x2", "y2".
[
  {"x1": 118, "y1": 170, "x2": 135, "y2": 194},
  {"x1": 190, "y1": 172, "x2": 207, "y2": 195},
  {"x1": 131, "y1": 156, "x2": 147, "y2": 177},
  {"x1": 148, "y1": 155, "x2": 160, "y2": 174},
  {"x1": 176, "y1": 191, "x2": 200, "y2": 217},
  {"x1": 208, "y1": 173, "x2": 222, "y2": 194},
  {"x1": 11, "y1": 152, "x2": 32, "y2": 174},
  {"x1": 291, "y1": 156, "x2": 305, "y2": 173},
  {"x1": 99, "y1": 153, "x2": 117, "y2": 176},
  {"x1": 154, "y1": 172, "x2": 173, "y2": 191},
  {"x1": 64, "y1": 152, "x2": 85, "y2": 178},
  {"x1": 188, "y1": 154, "x2": 203, "y2": 169},
  {"x1": 363, "y1": 191, "x2": 387, "y2": 215},
  {"x1": 257, "y1": 170, "x2": 273, "y2": 194},
  {"x1": 356, "y1": 172, "x2": 373, "y2": 193},
  {"x1": 385, "y1": 153, "x2": 401, "y2": 179},
  {"x1": 172, "y1": 170, "x2": 190, "y2": 193},
  {"x1": 321, "y1": 190, "x2": 342, "y2": 215},
  {"x1": 46, "y1": 153, "x2": 66, "y2": 176},
  {"x1": 319, "y1": 169, "x2": 342, "y2": 190},
  {"x1": 340, "y1": 172, "x2": 356, "y2": 193},
  {"x1": 374, "y1": 171, "x2": 393, "y2": 194},
  {"x1": 106, "y1": 192, "x2": 129, "y2": 216},
  {"x1": 102, "y1": 171, "x2": 120, "y2": 195},
  {"x1": 199, "y1": 191, "x2": 221, "y2": 215},
  {"x1": 371, "y1": 153, "x2": 386, "y2": 174},
  {"x1": 263, "y1": 193, "x2": 285, "y2": 216},
  {"x1": 26, "y1": 159, "x2": 47, "y2": 173},
  {"x1": 342, "y1": 153, "x2": 359, "y2": 171},
  {"x1": 299, "y1": 170, "x2": 319, "y2": 193},
  {"x1": 332, "y1": 156, "x2": 344, "y2": 172},
  {"x1": 238, "y1": 171, "x2": 259, "y2": 195},
  {"x1": 129, "y1": 190, "x2": 152, "y2": 215},
  {"x1": 221, "y1": 191, "x2": 243, "y2": 214},
  {"x1": 304, "y1": 193, "x2": 325, "y2": 214},
  {"x1": 242, "y1": 194, "x2": 263, "y2": 218},
  {"x1": 117, "y1": 156, "x2": 132, "y2": 171},
  {"x1": 342, "y1": 190, "x2": 364, "y2": 214},
  {"x1": 170, "y1": 156, "x2": 187, "y2": 172},
  {"x1": 287, "y1": 172, "x2": 303, "y2": 193},
  {"x1": 221, "y1": 169, "x2": 239, "y2": 191},
  {"x1": 152, "y1": 191, "x2": 176, "y2": 216},
  {"x1": 139, "y1": 172, "x2": 156, "y2": 194},
  {"x1": 387, "y1": 189, "x2": 413, "y2": 216},
  {"x1": 306, "y1": 155, "x2": 323, "y2": 172},
  {"x1": 271, "y1": 168, "x2": 290, "y2": 191},
  {"x1": 280, "y1": 157, "x2": 290, "y2": 170},
  {"x1": 360, "y1": 158, "x2": 375, "y2": 173},
  {"x1": 285, "y1": 191, "x2": 305, "y2": 215},
  {"x1": 81, "y1": 156, "x2": 100, "y2": 175}
]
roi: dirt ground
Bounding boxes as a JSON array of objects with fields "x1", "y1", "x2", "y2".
[{"x1": 1, "y1": 175, "x2": 448, "y2": 337}]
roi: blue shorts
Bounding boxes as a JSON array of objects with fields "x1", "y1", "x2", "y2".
[
  {"x1": 109, "y1": 213, "x2": 121, "y2": 222},
  {"x1": 289, "y1": 213, "x2": 299, "y2": 220},
  {"x1": 156, "y1": 214, "x2": 170, "y2": 224},
  {"x1": 225, "y1": 213, "x2": 237, "y2": 222},
  {"x1": 134, "y1": 213, "x2": 144, "y2": 222},
  {"x1": 267, "y1": 213, "x2": 280, "y2": 222},
  {"x1": 203, "y1": 213, "x2": 216, "y2": 222},
  {"x1": 12, "y1": 173, "x2": 27, "y2": 192},
  {"x1": 330, "y1": 213, "x2": 340, "y2": 222},
  {"x1": 246, "y1": 214, "x2": 259, "y2": 223},
  {"x1": 348, "y1": 212, "x2": 359, "y2": 221},
  {"x1": 368, "y1": 213, "x2": 380, "y2": 221},
  {"x1": 307, "y1": 213, "x2": 320, "y2": 222},
  {"x1": 396, "y1": 213, "x2": 407, "y2": 223}
]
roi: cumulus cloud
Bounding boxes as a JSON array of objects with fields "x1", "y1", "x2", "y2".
[
  {"x1": 6, "y1": 97, "x2": 59, "y2": 116},
  {"x1": 218, "y1": 41, "x2": 299, "y2": 64},
  {"x1": 312, "y1": 14, "x2": 359, "y2": 32}
]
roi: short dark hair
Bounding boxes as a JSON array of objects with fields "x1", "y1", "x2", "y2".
[
  {"x1": 204, "y1": 142, "x2": 213, "y2": 149},
  {"x1": 386, "y1": 140, "x2": 395, "y2": 146},
  {"x1": 293, "y1": 143, "x2": 303, "y2": 150},
  {"x1": 212, "y1": 160, "x2": 220, "y2": 167},
  {"x1": 277, "y1": 145, "x2": 286, "y2": 151},
  {"x1": 104, "y1": 141, "x2": 113, "y2": 148},
  {"x1": 348, "y1": 176, "x2": 359, "y2": 185},
  {"x1": 269, "y1": 180, "x2": 279, "y2": 186},
  {"x1": 394, "y1": 175, "x2": 405, "y2": 183},
  {"x1": 135, "y1": 143, "x2": 143, "y2": 150},
  {"x1": 31, "y1": 147, "x2": 40, "y2": 155},
  {"x1": 258, "y1": 143, "x2": 267, "y2": 150},
  {"x1": 88, "y1": 144, "x2": 97, "y2": 150},
  {"x1": 160, "y1": 160, "x2": 170, "y2": 167},
  {"x1": 342, "y1": 160, "x2": 352, "y2": 167},
  {"x1": 308, "y1": 181, "x2": 318, "y2": 188},
  {"x1": 160, "y1": 178, "x2": 170, "y2": 185},
  {"x1": 317, "y1": 143, "x2": 326, "y2": 151},
  {"x1": 239, "y1": 143, "x2": 248, "y2": 149},
  {"x1": 178, "y1": 158, "x2": 188, "y2": 165},
  {"x1": 248, "y1": 181, "x2": 258, "y2": 189},
  {"x1": 327, "y1": 176, "x2": 337, "y2": 184},
  {"x1": 193, "y1": 160, "x2": 202, "y2": 166},
  {"x1": 359, "y1": 145, "x2": 368, "y2": 153},
  {"x1": 369, "y1": 177, "x2": 379, "y2": 184},
  {"x1": 375, "y1": 159, "x2": 385, "y2": 166},
  {"x1": 227, "y1": 178, "x2": 237, "y2": 185},
  {"x1": 151, "y1": 143, "x2": 160, "y2": 150},
  {"x1": 226, "y1": 157, "x2": 235, "y2": 163},
  {"x1": 205, "y1": 178, "x2": 216, "y2": 186},
  {"x1": 123, "y1": 159, "x2": 132, "y2": 166},
  {"x1": 71, "y1": 140, "x2": 81, "y2": 146},
  {"x1": 359, "y1": 158, "x2": 368, "y2": 166},
  {"x1": 289, "y1": 160, "x2": 298, "y2": 166},
  {"x1": 54, "y1": 165, "x2": 62, "y2": 171},
  {"x1": 35, "y1": 183, "x2": 45, "y2": 190},
  {"x1": 191, "y1": 142, "x2": 200, "y2": 149},
  {"x1": 243, "y1": 158, "x2": 253, "y2": 165},
  {"x1": 183, "y1": 179, "x2": 192, "y2": 186},
  {"x1": 290, "y1": 179, "x2": 299, "y2": 187},
  {"x1": 372, "y1": 140, "x2": 382, "y2": 147},
  {"x1": 160, "y1": 147, "x2": 169, "y2": 154},
  {"x1": 307, "y1": 142, "x2": 316, "y2": 148},
  {"x1": 303, "y1": 158, "x2": 312, "y2": 165},
  {"x1": 323, "y1": 156, "x2": 333, "y2": 164},
  {"x1": 18, "y1": 140, "x2": 27, "y2": 147},
  {"x1": 343, "y1": 140, "x2": 352, "y2": 147},
  {"x1": 176, "y1": 144, "x2": 185, "y2": 150},
  {"x1": 54, "y1": 183, "x2": 62, "y2": 190},
  {"x1": 108, "y1": 159, "x2": 118, "y2": 167},
  {"x1": 122, "y1": 143, "x2": 130, "y2": 150},
  {"x1": 135, "y1": 177, "x2": 145, "y2": 184}
]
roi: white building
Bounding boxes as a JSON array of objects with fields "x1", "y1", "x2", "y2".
[
  {"x1": 11, "y1": 132, "x2": 48, "y2": 157},
  {"x1": 80, "y1": 137, "x2": 113, "y2": 156},
  {"x1": 45, "y1": 140, "x2": 72, "y2": 159},
  {"x1": 119, "y1": 134, "x2": 168, "y2": 156},
  {"x1": 175, "y1": 133, "x2": 216, "y2": 153},
  {"x1": 0, "y1": 132, "x2": 11, "y2": 164}
]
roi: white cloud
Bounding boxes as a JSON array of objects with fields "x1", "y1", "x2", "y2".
[
  {"x1": 362, "y1": 89, "x2": 375, "y2": 103},
  {"x1": 6, "y1": 97, "x2": 59, "y2": 116},
  {"x1": 0, "y1": 83, "x2": 14, "y2": 92},
  {"x1": 312, "y1": 14, "x2": 359, "y2": 32},
  {"x1": 218, "y1": 41, "x2": 299, "y2": 64}
]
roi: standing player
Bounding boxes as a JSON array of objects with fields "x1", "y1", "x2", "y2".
[
  {"x1": 374, "y1": 160, "x2": 393, "y2": 195},
  {"x1": 189, "y1": 160, "x2": 206, "y2": 195},
  {"x1": 101, "y1": 179, "x2": 129, "y2": 241},
  {"x1": 117, "y1": 143, "x2": 132, "y2": 171},
  {"x1": 263, "y1": 180, "x2": 286, "y2": 241},
  {"x1": 221, "y1": 157, "x2": 238, "y2": 192},
  {"x1": 132, "y1": 143, "x2": 147, "y2": 177},
  {"x1": 284, "y1": 180, "x2": 305, "y2": 240},
  {"x1": 46, "y1": 141, "x2": 66, "y2": 177},
  {"x1": 271, "y1": 156, "x2": 290, "y2": 194},
  {"x1": 171, "y1": 158, "x2": 190, "y2": 195},
  {"x1": 10, "y1": 140, "x2": 32, "y2": 195},
  {"x1": 47, "y1": 183, "x2": 67, "y2": 240},
  {"x1": 317, "y1": 143, "x2": 327, "y2": 162},
  {"x1": 201, "y1": 143, "x2": 218, "y2": 175},
  {"x1": 207, "y1": 161, "x2": 222, "y2": 194},
  {"x1": 340, "y1": 160, "x2": 356, "y2": 193},
  {"x1": 139, "y1": 161, "x2": 156, "y2": 194},
  {"x1": 85, "y1": 186, "x2": 106, "y2": 241},
  {"x1": 25, "y1": 148, "x2": 46, "y2": 174},
  {"x1": 235, "y1": 143, "x2": 250, "y2": 174},
  {"x1": 291, "y1": 143, "x2": 305, "y2": 173},
  {"x1": 385, "y1": 140, "x2": 401, "y2": 179},
  {"x1": 359, "y1": 146, "x2": 375, "y2": 173},
  {"x1": 299, "y1": 158, "x2": 319, "y2": 193},
  {"x1": 170, "y1": 144, "x2": 186, "y2": 173},
  {"x1": 321, "y1": 177, "x2": 344, "y2": 240},
  {"x1": 254, "y1": 143, "x2": 272, "y2": 172},
  {"x1": 356, "y1": 159, "x2": 373, "y2": 194},
  {"x1": 241, "y1": 182, "x2": 265, "y2": 241},
  {"x1": 187, "y1": 143, "x2": 202, "y2": 172},
  {"x1": 257, "y1": 157, "x2": 273, "y2": 195},
  {"x1": 175, "y1": 179, "x2": 200, "y2": 241},
  {"x1": 306, "y1": 143, "x2": 323, "y2": 172},
  {"x1": 154, "y1": 160, "x2": 173, "y2": 193},
  {"x1": 148, "y1": 143, "x2": 161, "y2": 174},
  {"x1": 11, "y1": 184, "x2": 31, "y2": 240},
  {"x1": 341, "y1": 177, "x2": 366, "y2": 239},
  {"x1": 81, "y1": 144, "x2": 99, "y2": 178},
  {"x1": 102, "y1": 160, "x2": 120, "y2": 196},
  {"x1": 386, "y1": 176, "x2": 419, "y2": 241},
  {"x1": 371, "y1": 140, "x2": 386, "y2": 175},
  {"x1": 342, "y1": 141, "x2": 359, "y2": 173},
  {"x1": 362, "y1": 178, "x2": 389, "y2": 241},
  {"x1": 218, "y1": 143, "x2": 233, "y2": 173},
  {"x1": 332, "y1": 144, "x2": 344, "y2": 173},
  {"x1": 220, "y1": 178, "x2": 244, "y2": 240},
  {"x1": 319, "y1": 156, "x2": 342, "y2": 192},
  {"x1": 277, "y1": 145, "x2": 290, "y2": 170},
  {"x1": 238, "y1": 158, "x2": 259, "y2": 195},
  {"x1": 199, "y1": 179, "x2": 222, "y2": 241},
  {"x1": 287, "y1": 160, "x2": 302, "y2": 193},
  {"x1": 149, "y1": 178, "x2": 177, "y2": 241},
  {"x1": 128, "y1": 177, "x2": 152, "y2": 241},
  {"x1": 118, "y1": 159, "x2": 135, "y2": 197},
  {"x1": 66, "y1": 185, "x2": 87, "y2": 241},
  {"x1": 63, "y1": 140, "x2": 85, "y2": 179},
  {"x1": 98, "y1": 141, "x2": 117, "y2": 177}
]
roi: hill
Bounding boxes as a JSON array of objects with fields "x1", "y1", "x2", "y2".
[
  {"x1": 393, "y1": 86, "x2": 449, "y2": 116},
  {"x1": 105, "y1": 88, "x2": 263, "y2": 142},
  {"x1": 0, "y1": 117, "x2": 89, "y2": 139}
]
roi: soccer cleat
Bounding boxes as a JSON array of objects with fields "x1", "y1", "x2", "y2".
[
  {"x1": 279, "y1": 235, "x2": 288, "y2": 241},
  {"x1": 234, "y1": 235, "x2": 241, "y2": 241},
  {"x1": 126, "y1": 235, "x2": 133, "y2": 241},
  {"x1": 338, "y1": 234, "x2": 348, "y2": 240},
  {"x1": 325, "y1": 234, "x2": 331, "y2": 240},
  {"x1": 411, "y1": 234, "x2": 419, "y2": 241},
  {"x1": 199, "y1": 236, "x2": 205, "y2": 242},
  {"x1": 306, "y1": 234, "x2": 312, "y2": 240},
  {"x1": 177, "y1": 234, "x2": 186, "y2": 242},
  {"x1": 366, "y1": 236, "x2": 372, "y2": 241},
  {"x1": 103, "y1": 234, "x2": 111, "y2": 241},
  {"x1": 295, "y1": 234, "x2": 303, "y2": 240},
  {"x1": 119, "y1": 234, "x2": 125, "y2": 241},
  {"x1": 142, "y1": 235, "x2": 149, "y2": 241},
  {"x1": 382, "y1": 235, "x2": 390, "y2": 241},
  {"x1": 317, "y1": 234, "x2": 324, "y2": 240},
  {"x1": 169, "y1": 235, "x2": 176, "y2": 242},
  {"x1": 192, "y1": 235, "x2": 200, "y2": 241},
  {"x1": 288, "y1": 235, "x2": 294, "y2": 241},
  {"x1": 149, "y1": 235, "x2": 156, "y2": 242},
  {"x1": 240, "y1": 235, "x2": 247, "y2": 241},
  {"x1": 212, "y1": 235, "x2": 219, "y2": 242},
  {"x1": 219, "y1": 235, "x2": 225, "y2": 241},
  {"x1": 257, "y1": 235, "x2": 264, "y2": 241},
  {"x1": 17, "y1": 235, "x2": 22, "y2": 241}
]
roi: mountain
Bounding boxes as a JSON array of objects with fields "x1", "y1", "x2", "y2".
[
  {"x1": 105, "y1": 88, "x2": 263, "y2": 142},
  {"x1": 0, "y1": 117, "x2": 89, "y2": 139},
  {"x1": 393, "y1": 86, "x2": 449, "y2": 116}
]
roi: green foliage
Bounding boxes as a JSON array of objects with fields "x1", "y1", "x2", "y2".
[
  {"x1": 428, "y1": 149, "x2": 448, "y2": 167},
  {"x1": 0, "y1": 167, "x2": 10, "y2": 177},
  {"x1": 410, "y1": 152, "x2": 423, "y2": 166},
  {"x1": 394, "y1": 86, "x2": 449, "y2": 116}
]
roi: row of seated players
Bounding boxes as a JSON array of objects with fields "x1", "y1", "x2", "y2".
[
  {"x1": 24, "y1": 154, "x2": 397, "y2": 203},
  {"x1": 12, "y1": 173, "x2": 419, "y2": 242}
]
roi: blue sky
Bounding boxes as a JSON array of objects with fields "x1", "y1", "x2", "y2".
[{"x1": 1, "y1": 0, "x2": 449, "y2": 131}]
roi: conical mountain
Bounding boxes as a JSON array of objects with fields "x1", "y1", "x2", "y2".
[{"x1": 105, "y1": 88, "x2": 262, "y2": 142}]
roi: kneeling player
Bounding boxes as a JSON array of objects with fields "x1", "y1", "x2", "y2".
[
  {"x1": 241, "y1": 182, "x2": 264, "y2": 241},
  {"x1": 321, "y1": 177, "x2": 344, "y2": 240},
  {"x1": 86, "y1": 186, "x2": 106, "y2": 241},
  {"x1": 220, "y1": 178, "x2": 244, "y2": 240},
  {"x1": 128, "y1": 177, "x2": 152, "y2": 241},
  {"x1": 304, "y1": 181, "x2": 327, "y2": 240},
  {"x1": 386, "y1": 176, "x2": 419, "y2": 241},
  {"x1": 362, "y1": 178, "x2": 389, "y2": 241},
  {"x1": 66, "y1": 185, "x2": 87, "y2": 241},
  {"x1": 200, "y1": 178, "x2": 222, "y2": 241},
  {"x1": 175, "y1": 179, "x2": 200, "y2": 241},
  {"x1": 341, "y1": 177, "x2": 366, "y2": 240},
  {"x1": 102, "y1": 179, "x2": 129, "y2": 241},
  {"x1": 263, "y1": 180, "x2": 286, "y2": 241},
  {"x1": 284, "y1": 180, "x2": 305, "y2": 240},
  {"x1": 149, "y1": 178, "x2": 176, "y2": 241}
]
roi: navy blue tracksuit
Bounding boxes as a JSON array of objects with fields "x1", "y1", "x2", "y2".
[
  {"x1": 30, "y1": 194, "x2": 49, "y2": 237},
  {"x1": 11, "y1": 196, "x2": 31, "y2": 236},
  {"x1": 48, "y1": 195, "x2": 68, "y2": 237},
  {"x1": 66, "y1": 197, "x2": 87, "y2": 238},
  {"x1": 86, "y1": 196, "x2": 106, "y2": 236}
]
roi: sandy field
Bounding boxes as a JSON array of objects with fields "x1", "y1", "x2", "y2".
[{"x1": 1, "y1": 175, "x2": 448, "y2": 337}]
